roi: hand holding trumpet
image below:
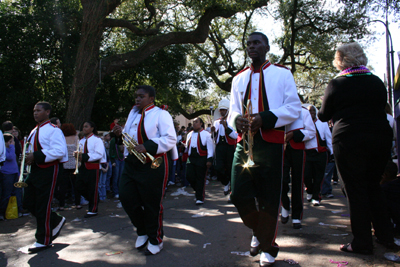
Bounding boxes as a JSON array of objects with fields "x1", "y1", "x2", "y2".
[
  {"x1": 235, "y1": 113, "x2": 262, "y2": 133},
  {"x1": 73, "y1": 150, "x2": 82, "y2": 162},
  {"x1": 25, "y1": 153, "x2": 35, "y2": 166}
]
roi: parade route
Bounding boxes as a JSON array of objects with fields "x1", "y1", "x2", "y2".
[{"x1": 1, "y1": 181, "x2": 398, "y2": 267}]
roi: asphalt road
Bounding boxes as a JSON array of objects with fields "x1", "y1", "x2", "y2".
[{"x1": 1, "y1": 180, "x2": 399, "y2": 267}]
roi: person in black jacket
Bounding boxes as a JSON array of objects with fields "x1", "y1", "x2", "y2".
[{"x1": 318, "y1": 42, "x2": 396, "y2": 255}]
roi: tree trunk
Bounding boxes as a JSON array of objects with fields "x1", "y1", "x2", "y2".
[{"x1": 66, "y1": 0, "x2": 120, "y2": 128}]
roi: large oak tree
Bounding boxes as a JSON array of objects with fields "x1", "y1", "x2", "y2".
[{"x1": 66, "y1": 0, "x2": 271, "y2": 127}]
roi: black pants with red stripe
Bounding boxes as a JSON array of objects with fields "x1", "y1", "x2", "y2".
[
  {"x1": 119, "y1": 154, "x2": 168, "y2": 246},
  {"x1": 282, "y1": 144, "x2": 305, "y2": 220},
  {"x1": 23, "y1": 164, "x2": 64, "y2": 245},
  {"x1": 76, "y1": 167, "x2": 99, "y2": 213}
]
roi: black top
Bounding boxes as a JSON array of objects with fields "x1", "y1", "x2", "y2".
[{"x1": 318, "y1": 74, "x2": 391, "y2": 144}]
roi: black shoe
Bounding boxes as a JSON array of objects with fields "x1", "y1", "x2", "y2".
[
  {"x1": 250, "y1": 245, "x2": 260, "y2": 256},
  {"x1": 376, "y1": 239, "x2": 400, "y2": 251},
  {"x1": 281, "y1": 215, "x2": 289, "y2": 224},
  {"x1": 293, "y1": 223, "x2": 302, "y2": 229},
  {"x1": 84, "y1": 213, "x2": 98, "y2": 218},
  {"x1": 52, "y1": 217, "x2": 66, "y2": 242}
]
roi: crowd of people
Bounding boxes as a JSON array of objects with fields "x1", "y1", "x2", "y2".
[{"x1": 0, "y1": 33, "x2": 399, "y2": 266}]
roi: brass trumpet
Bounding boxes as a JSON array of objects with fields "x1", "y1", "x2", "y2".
[
  {"x1": 14, "y1": 137, "x2": 30, "y2": 188},
  {"x1": 241, "y1": 99, "x2": 257, "y2": 168},
  {"x1": 122, "y1": 132, "x2": 163, "y2": 169},
  {"x1": 73, "y1": 140, "x2": 81, "y2": 175}
]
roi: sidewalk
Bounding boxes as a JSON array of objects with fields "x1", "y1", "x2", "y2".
[{"x1": 0, "y1": 180, "x2": 398, "y2": 266}]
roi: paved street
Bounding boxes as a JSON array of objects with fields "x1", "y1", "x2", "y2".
[{"x1": 0, "y1": 180, "x2": 398, "y2": 267}]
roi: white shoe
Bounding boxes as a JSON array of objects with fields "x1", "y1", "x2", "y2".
[
  {"x1": 28, "y1": 242, "x2": 53, "y2": 252},
  {"x1": 306, "y1": 194, "x2": 312, "y2": 202},
  {"x1": 114, "y1": 194, "x2": 120, "y2": 199},
  {"x1": 167, "y1": 181, "x2": 175, "y2": 186},
  {"x1": 311, "y1": 199, "x2": 320, "y2": 206},
  {"x1": 281, "y1": 207, "x2": 289, "y2": 218},
  {"x1": 224, "y1": 183, "x2": 230, "y2": 195},
  {"x1": 260, "y1": 252, "x2": 275, "y2": 266},
  {"x1": 195, "y1": 200, "x2": 204, "y2": 205},
  {"x1": 250, "y1": 235, "x2": 260, "y2": 256},
  {"x1": 135, "y1": 235, "x2": 149, "y2": 249},
  {"x1": 251, "y1": 235, "x2": 260, "y2": 247},
  {"x1": 211, "y1": 176, "x2": 218, "y2": 180},
  {"x1": 80, "y1": 196, "x2": 89, "y2": 206},
  {"x1": 205, "y1": 180, "x2": 209, "y2": 185},
  {"x1": 145, "y1": 242, "x2": 163, "y2": 255}
]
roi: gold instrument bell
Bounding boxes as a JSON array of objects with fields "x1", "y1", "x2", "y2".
[{"x1": 122, "y1": 133, "x2": 163, "y2": 169}]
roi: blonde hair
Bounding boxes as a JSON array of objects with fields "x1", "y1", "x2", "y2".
[{"x1": 333, "y1": 42, "x2": 368, "y2": 71}]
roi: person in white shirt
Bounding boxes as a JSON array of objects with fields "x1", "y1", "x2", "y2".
[
  {"x1": 185, "y1": 117, "x2": 214, "y2": 205},
  {"x1": 75, "y1": 121, "x2": 106, "y2": 218},
  {"x1": 24, "y1": 102, "x2": 68, "y2": 253},
  {"x1": 304, "y1": 105, "x2": 332, "y2": 207},
  {"x1": 213, "y1": 99, "x2": 238, "y2": 195},
  {"x1": 228, "y1": 32, "x2": 301, "y2": 266},
  {"x1": 114, "y1": 85, "x2": 177, "y2": 256},
  {"x1": 281, "y1": 107, "x2": 316, "y2": 229}
]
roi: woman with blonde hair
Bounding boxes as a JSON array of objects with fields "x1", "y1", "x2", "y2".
[{"x1": 319, "y1": 42, "x2": 396, "y2": 254}]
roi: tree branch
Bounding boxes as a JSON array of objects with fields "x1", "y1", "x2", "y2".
[
  {"x1": 101, "y1": 1, "x2": 269, "y2": 77},
  {"x1": 177, "y1": 107, "x2": 213, "y2": 120},
  {"x1": 102, "y1": 18, "x2": 164, "y2": 35}
]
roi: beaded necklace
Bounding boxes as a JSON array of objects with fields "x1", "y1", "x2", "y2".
[{"x1": 335, "y1": 65, "x2": 372, "y2": 78}]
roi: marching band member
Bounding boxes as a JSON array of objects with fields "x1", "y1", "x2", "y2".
[
  {"x1": 75, "y1": 121, "x2": 106, "y2": 218},
  {"x1": 228, "y1": 32, "x2": 301, "y2": 266},
  {"x1": 213, "y1": 99, "x2": 238, "y2": 195},
  {"x1": 116, "y1": 85, "x2": 177, "y2": 256},
  {"x1": 304, "y1": 105, "x2": 332, "y2": 207},
  {"x1": 24, "y1": 101, "x2": 68, "y2": 253},
  {"x1": 185, "y1": 117, "x2": 214, "y2": 205},
  {"x1": 281, "y1": 106, "x2": 316, "y2": 229}
]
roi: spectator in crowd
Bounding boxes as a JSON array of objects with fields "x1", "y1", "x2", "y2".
[
  {"x1": 0, "y1": 130, "x2": 5, "y2": 168},
  {"x1": 2, "y1": 121, "x2": 22, "y2": 163},
  {"x1": 110, "y1": 118, "x2": 120, "y2": 131},
  {"x1": 60, "y1": 123, "x2": 82, "y2": 210},
  {"x1": 0, "y1": 133, "x2": 23, "y2": 220},
  {"x1": 109, "y1": 130, "x2": 125, "y2": 199},
  {"x1": 187, "y1": 123, "x2": 193, "y2": 133},
  {"x1": 318, "y1": 42, "x2": 396, "y2": 254},
  {"x1": 12, "y1": 126, "x2": 24, "y2": 151},
  {"x1": 99, "y1": 132, "x2": 111, "y2": 202},
  {"x1": 380, "y1": 161, "x2": 400, "y2": 235},
  {"x1": 50, "y1": 117, "x2": 61, "y2": 128}
]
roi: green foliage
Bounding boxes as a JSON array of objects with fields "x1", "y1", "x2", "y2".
[
  {"x1": 266, "y1": 0, "x2": 370, "y2": 103},
  {"x1": 339, "y1": 0, "x2": 400, "y2": 21},
  {"x1": 0, "y1": 0, "x2": 81, "y2": 134},
  {"x1": 92, "y1": 44, "x2": 206, "y2": 130}
]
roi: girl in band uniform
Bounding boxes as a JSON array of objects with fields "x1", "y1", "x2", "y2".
[
  {"x1": 75, "y1": 121, "x2": 106, "y2": 218},
  {"x1": 185, "y1": 117, "x2": 214, "y2": 205}
]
